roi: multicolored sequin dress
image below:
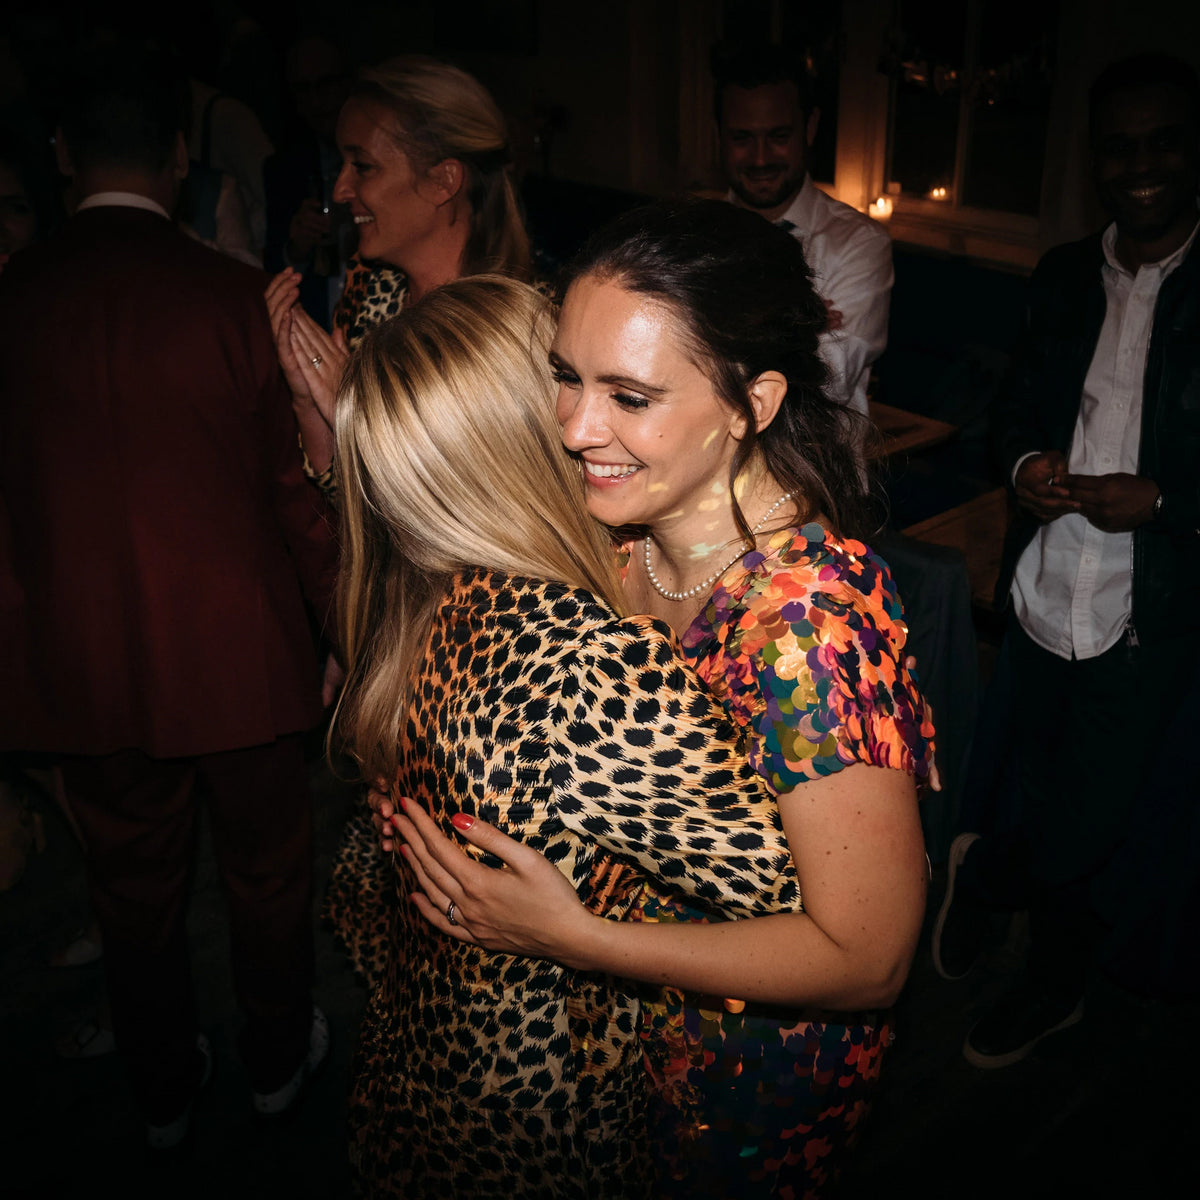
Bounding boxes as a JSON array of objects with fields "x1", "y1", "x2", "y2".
[{"x1": 627, "y1": 522, "x2": 935, "y2": 1200}]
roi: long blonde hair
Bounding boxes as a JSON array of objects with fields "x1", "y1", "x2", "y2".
[
  {"x1": 354, "y1": 55, "x2": 531, "y2": 279},
  {"x1": 334, "y1": 275, "x2": 623, "y2": 782}
]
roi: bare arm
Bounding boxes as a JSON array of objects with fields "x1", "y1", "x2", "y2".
[{"x1": 393, "y1": 761, "x2": 927, "y2": 1010}]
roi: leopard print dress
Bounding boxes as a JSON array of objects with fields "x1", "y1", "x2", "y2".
[{"x1": 346, "y1": 570, "x2": 802, "y2": 1199}]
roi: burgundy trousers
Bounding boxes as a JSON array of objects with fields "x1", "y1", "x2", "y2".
[{"x1": 61, "y1": 734, "x2": 315, "y2": 1122}]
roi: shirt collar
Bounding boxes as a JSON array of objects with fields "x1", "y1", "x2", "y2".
[
  {"x1": 77, "y1": 192, "x2": 172, "y2": 220},
  {"x1": 1101, "y1": 209, "x2": 1200, "y2": 279},
  {"x1": 776, "y1": 174, "x2": 815, "y2": 231}
]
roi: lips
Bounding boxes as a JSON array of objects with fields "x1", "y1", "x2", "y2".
[{"x1": 1124, "y1": 183, "x2": 1167, "y2": 203}]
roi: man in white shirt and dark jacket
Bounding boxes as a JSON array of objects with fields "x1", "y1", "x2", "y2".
[{"x1": 933, "y1": 51, "x2": 1200, "y2": 1068}]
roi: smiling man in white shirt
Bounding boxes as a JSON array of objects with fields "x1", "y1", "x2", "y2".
[
  {"x1": 713, "y1": 43, "x2": 892, "y2": 418},
  {"x1": 933, "y1": 52, "x2": 1200, "y2": 1070}
]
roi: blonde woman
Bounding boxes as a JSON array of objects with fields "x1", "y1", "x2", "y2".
[
  {"x1": 265, "y1": 54, "x2": 531, "y2": 489},
  {"x1": 335, "y1": 275, "x2": 802, "y2": 1198}
]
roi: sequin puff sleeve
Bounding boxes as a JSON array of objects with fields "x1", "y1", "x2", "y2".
[{"x1": 684, "y1": 523, "x2": 936, "y2": 795}]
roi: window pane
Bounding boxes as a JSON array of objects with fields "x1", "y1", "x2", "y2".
[
  {"x1": 961, "y1": 0, "x2": 1058, "y2": 214},
  {"x1": 887, "y1": 0, "x2": 967, "y2": 199}
]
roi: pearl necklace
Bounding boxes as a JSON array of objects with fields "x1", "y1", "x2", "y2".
[{"x1": 643, "y1": 492, "x2": 793, "y2": 603}]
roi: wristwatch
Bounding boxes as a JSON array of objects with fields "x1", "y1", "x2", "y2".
[{"x1": 1152, "y1": 490, "x2": 1166, "y2": 525}]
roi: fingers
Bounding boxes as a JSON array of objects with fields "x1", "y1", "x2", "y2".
[
  {"x1": 292, "y1": 307, "x2": 344, "y2": 369},
  {"x1": 436, "y1": 810, "x2": 546, "y2": 875},
  {"x1": 389, "y1": 805, "x2": 481, "y2": 904},
  {"x1": 397, "y1": 838, "x2": 451, "y2": 914},
  {"x1": 288, "y1": 321, "x2": 337, "y2": 421},
  {"x1": 409, "y1": 887, "x2": 476, "y2": 943},
  {"x1": 264, "y1": 270, "x2": 301, "y2": 323}
]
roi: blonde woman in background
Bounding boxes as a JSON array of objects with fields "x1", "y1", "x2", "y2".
[
  {"x1": 333, "y1": 275, "x2": 803, "y2": 1197},
  {"x1": 265, "y1": 54, "x2": 530, "y2": 492}
]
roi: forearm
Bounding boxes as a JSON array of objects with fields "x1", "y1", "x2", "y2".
[
  {"x1": 570, "y1": 906, "x2": 914, "y2": 1010},
  {"x1": 293, "y1": 397, "x2": 335, "y2": 474}
]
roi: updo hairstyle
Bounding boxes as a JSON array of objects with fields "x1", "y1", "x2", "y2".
[{"x1": 352, "y1": 55, "x2": 530, "y2": 278}]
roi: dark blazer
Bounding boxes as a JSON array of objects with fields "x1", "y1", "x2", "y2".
[
  {"x1": 0, "y1": 204, "x2": 338, "y2": 757},
  {"x1": 993, "y1": 231, "x2": 1200, "y2": 645}
]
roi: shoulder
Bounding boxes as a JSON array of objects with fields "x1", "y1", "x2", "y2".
[
  {"x1": 698, "y1": 523, "x2": 904, "y2": 657},
  {"x1": 693, "y1": 524, "x2": 931, "y2": 786},
  {"x1": 441, "y1": 569, "x2": 628, "y2": 648},
  {"x1": 810, "y1": 187, "x2": 891, "y2": 254}
]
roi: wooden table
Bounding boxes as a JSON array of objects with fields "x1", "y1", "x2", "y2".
[
  {"x1": 867, "y1": 400, "x2": 958, "y2": 460},
  {"x1": 903, "y1": 486, "x2": 1010, "y2": 612}
]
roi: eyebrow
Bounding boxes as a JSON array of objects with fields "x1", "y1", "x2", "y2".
[{"x1": 548, "y1": 351, "x2": 669, "y2": 397}]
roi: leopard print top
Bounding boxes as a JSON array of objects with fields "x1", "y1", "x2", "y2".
[
  {"x1": 347, "y1": 569, "x2": 801, "y2": 1198},
  {"x1": 333, "y1": 256, "x2": 408, "y2": 348}
]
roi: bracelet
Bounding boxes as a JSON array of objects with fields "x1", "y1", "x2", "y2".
[{"x1": 1153, "y1": 490, "x2": 1166, "y2": 525}]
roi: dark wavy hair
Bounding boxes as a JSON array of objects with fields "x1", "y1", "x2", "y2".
[{"x1": 555, "y1": 197, "x2": 873, "y2": 543}]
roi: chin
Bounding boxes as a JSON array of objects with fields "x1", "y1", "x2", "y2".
[{"x1": 1113, "y1": 207, "x2": 1187, "y2": 243}]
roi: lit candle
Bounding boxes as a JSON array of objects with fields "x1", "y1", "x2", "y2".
[
  {"x1": 929, "y1": 186, "x2": 949, "y2": 201},
  {"x1": 868, "y1": 196, "x2": 894, "y2": 221}
]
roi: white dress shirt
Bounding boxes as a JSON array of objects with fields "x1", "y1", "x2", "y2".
[
  {"x1": 769, "y1": 176, "x2": 894, "y2": 416},
  {"x1": 1011, "y1": 219, "x2": 1199, "y2": 660}
]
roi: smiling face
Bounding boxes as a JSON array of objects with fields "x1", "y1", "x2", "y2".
[
  {"x1": 1092, "y1": 82, "x2": 1200, "y2": 253},
  {"x1": 718, "y1": 81, "x2": 812, "y2": 220},
  {"x1": 331, "y1": 98, "x2": 440, "y2": 268},
  {"x1": 551, "y1": 274, "x2": 748, "y2": 548}
]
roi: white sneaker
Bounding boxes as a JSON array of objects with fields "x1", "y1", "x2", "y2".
[
  {"x1": 146, "y1": 1033, "x2": 213, "y2": 1151},
  {"x1": 252, "y1": 1005, "x2": 330, "y2": 1116}
]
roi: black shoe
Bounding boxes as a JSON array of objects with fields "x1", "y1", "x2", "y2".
[
  {"x1": 932, "y1": 832, "x2": 987, "y2": 981},
  {"x1": 963, "y1": 984, "x2": 1083, "y2": 1069}
]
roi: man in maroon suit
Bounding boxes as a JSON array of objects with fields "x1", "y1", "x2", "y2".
[{"x1": 0, "y1": 43, "x2": 338, "y2": 1148}]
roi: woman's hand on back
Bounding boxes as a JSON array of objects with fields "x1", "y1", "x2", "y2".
[{"x1": 389, "y1": 798, "x2": 599, "y2": 963}]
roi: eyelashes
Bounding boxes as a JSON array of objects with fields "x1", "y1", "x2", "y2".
[{"x1": 550, "y1": 366, "x2": 648, "y2": 410}]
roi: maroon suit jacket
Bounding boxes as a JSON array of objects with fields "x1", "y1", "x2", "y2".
[{"x1": 0, "y1": 204, "x2": 338, "y2": 757}]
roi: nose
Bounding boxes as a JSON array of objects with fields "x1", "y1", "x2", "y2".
[
  {"x1": 557, "y1": 389, "x2": 611, "y2": 452},
  {"x1": 752, "y1": 136, "x2": 772, "y2": 166},
  {"x1": 332, "y1": 161, "x2": 354, "y2": 204}
]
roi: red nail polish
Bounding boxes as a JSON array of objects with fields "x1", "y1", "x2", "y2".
[
  {"x1": 399, "y1": 797, "x2": 408, "y2": 813},
  {"x1": 451, "y1": 813, "x2": 474, "y2": 832}
]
